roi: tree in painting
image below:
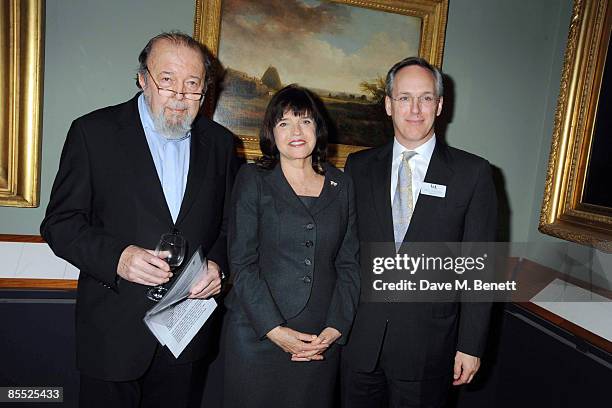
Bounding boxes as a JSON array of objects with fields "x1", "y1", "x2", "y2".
[{"x1": 214, "y1": 0, "x2": 421, "y2": 147}]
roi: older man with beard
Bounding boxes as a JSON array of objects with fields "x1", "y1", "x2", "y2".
[{"x1": 41, "y1": 32, "x2": 237, "y2": 408}]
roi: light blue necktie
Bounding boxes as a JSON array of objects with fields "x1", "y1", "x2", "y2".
[
  {"x1": 161, "y1": 141, "x2": 181, "y2": 222},
  {"x1": 392, "y1": 151, "x2": 417, "y2": 247}
]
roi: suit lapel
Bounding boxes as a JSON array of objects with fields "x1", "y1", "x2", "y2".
[
  {"x1": 116, "y1": 96, "x2": 173, "y2": 226},
  {"x1": 264, "y1": 164, "x2": 307, "y2": 212},
  {"x1": 263, "y1": 164, "x2": 343, "y2": 216},
  {"x1": 310, "y1": 165, "x2": 341, "y2": 216},
  {"x1": 175, "y1": 126, "x2": 209, "y2": 226},
  {"x1": 371, "y1": 143, "x2": 395, "y2": 242},
  {"x1": 404, "y1": 140, "x2": 454, "y2": 242}
]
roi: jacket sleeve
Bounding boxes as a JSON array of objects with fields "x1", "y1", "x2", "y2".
[
  {"x1": 228, "y1": 166, "x2": 286, "y2": 339},
  {"x1": 205, "y1": 136, "x2": 239, "y2": 275},
  {"x1": 325, "y1": 174, "x2": 361, "y2": 345},
  {"x1": 40, "y1": 119, "x2": 129, "y2": 289},
  {"x1": 457, "y1": 160, "x2": 497, "y2": 357}
]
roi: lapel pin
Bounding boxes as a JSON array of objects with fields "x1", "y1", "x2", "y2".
[{"x1": 330, "y1": 180, "x2": 338, "y2": 187}]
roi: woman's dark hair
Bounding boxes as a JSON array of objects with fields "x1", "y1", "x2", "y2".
[{"x1": 257, "y1": 84, "x2": 328, "y2": 174}]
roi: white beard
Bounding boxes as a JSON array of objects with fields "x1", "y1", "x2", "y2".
[{"x1": 145, "y1": 94, "x2": 194, "y2": 140}]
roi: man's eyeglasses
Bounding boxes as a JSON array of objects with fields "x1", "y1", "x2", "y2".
[
  {"x1": 388, "y1": 94, "x2": 439, "y2": 108},
  {"x1": 146, "y1": 67, "x2": 206, "y2": 101}
]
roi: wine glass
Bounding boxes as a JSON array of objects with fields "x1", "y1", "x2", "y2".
[{"x1": 146, "y1": 231, "x2": 186, "y2": 302}]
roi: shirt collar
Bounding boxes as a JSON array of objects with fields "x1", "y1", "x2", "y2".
[{"x1": 392, "y1": 134, "x2": 436, "y2": 162}]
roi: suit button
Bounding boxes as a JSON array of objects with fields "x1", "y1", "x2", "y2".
[
  {"x1": 302, "y1": 276, "x2": 312, "y2": 283},
  {"x1": 304, "y1": 258, "x2": 312, "y2": 266},
  {"x1": 305, "y1": 223, "x2": 314, "y2": 230},
  {"x1": 305, "y1": 240, "x2": 313, "y2": 247}
]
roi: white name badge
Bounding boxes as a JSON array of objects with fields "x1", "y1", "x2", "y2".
[{"x1": 421, "y1": 182, "x2": 446, "y2": 198}]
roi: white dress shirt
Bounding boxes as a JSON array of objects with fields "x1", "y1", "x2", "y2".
[{"x1": 390, "y1": 135, "x2": 436, "y2": 208}]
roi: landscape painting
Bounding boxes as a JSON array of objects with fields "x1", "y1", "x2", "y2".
[{"x1": 195, "y1": 0, "x2": 449, "y2": 164}]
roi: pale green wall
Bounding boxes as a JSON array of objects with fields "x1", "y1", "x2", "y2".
[
  {"x1": 443, "y1": 0, "x2": 571, "y2": 242},
  {"x1": 0, "y1": 0, "x2": 573, "y2": 244}
]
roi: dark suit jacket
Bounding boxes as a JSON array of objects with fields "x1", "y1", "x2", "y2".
[
  {"x1": 40, "y1": 94, "x2": 238, "y2": 381},
  {"x1": 343, "y1": 139, "x2": 497, "y2": 380},
  {"x1": 225, "y1": 163, "x2": 360, "y2": 344}
]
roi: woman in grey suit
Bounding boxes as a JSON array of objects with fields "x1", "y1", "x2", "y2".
[{"x1": 223, "y1": 85, "x2": 360, "y2": 407}]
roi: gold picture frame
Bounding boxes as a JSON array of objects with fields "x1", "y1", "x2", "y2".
[
  {"x1": 194, "y1": 0, "x2": 448, "y2": 167},
  {"x1": 0, "y1": 0, "x2": 44, "y2": 207},
  {"x1": 539, "y1": 0, "x2": 612, "y2": 251}
]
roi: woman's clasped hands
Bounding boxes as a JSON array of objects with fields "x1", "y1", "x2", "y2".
[{"x1": 266, "y1": 326, "x2": 341, "y2": 362}]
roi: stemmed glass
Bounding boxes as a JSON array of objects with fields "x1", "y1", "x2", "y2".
[{"x1": 146, "y1": 230, "x2": 186, "y2": 302}]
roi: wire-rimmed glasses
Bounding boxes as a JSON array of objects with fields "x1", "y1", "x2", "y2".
[
  {"x1": 388, "y1": 94, "x2": 439, "y2": 108},
  {"x1": 146, "y1": 67, "x2": 206, "y2": 101}
]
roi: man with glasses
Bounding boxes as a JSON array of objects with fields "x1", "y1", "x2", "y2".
[
  {"x1": 41, "y1": 32, "x2": 237, "y2": 407},
  {"x1": 342, "y1": 57, "x2": 497, "y2": 407}
]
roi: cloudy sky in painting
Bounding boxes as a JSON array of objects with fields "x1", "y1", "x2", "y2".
[{"x1": 217, "y1": 0, "x2": 421, "y2": 94}]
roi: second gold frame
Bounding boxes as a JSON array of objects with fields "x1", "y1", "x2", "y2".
[
  {"x1": 0, "y1": 0, "x2": 44, "y2": 207},
  {"x1": 539, "y1": 0, "x2": 612, "y2": 251}
]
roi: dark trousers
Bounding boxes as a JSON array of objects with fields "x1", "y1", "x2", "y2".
[
  {"x1": 341, "y1": 355, "x2": 451, "y2": 408},
  {"x1": 79, "y1": 346, "x2": 206, "y2": 408}
]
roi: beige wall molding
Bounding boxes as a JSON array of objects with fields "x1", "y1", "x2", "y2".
[{"x1": 0, "y1": 234, "x2": 77, "y2": 290}]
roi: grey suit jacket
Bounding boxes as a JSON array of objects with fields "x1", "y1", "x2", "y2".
[{"x1": 225, "y1": 163, "x2": 360, "y2": 344}]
